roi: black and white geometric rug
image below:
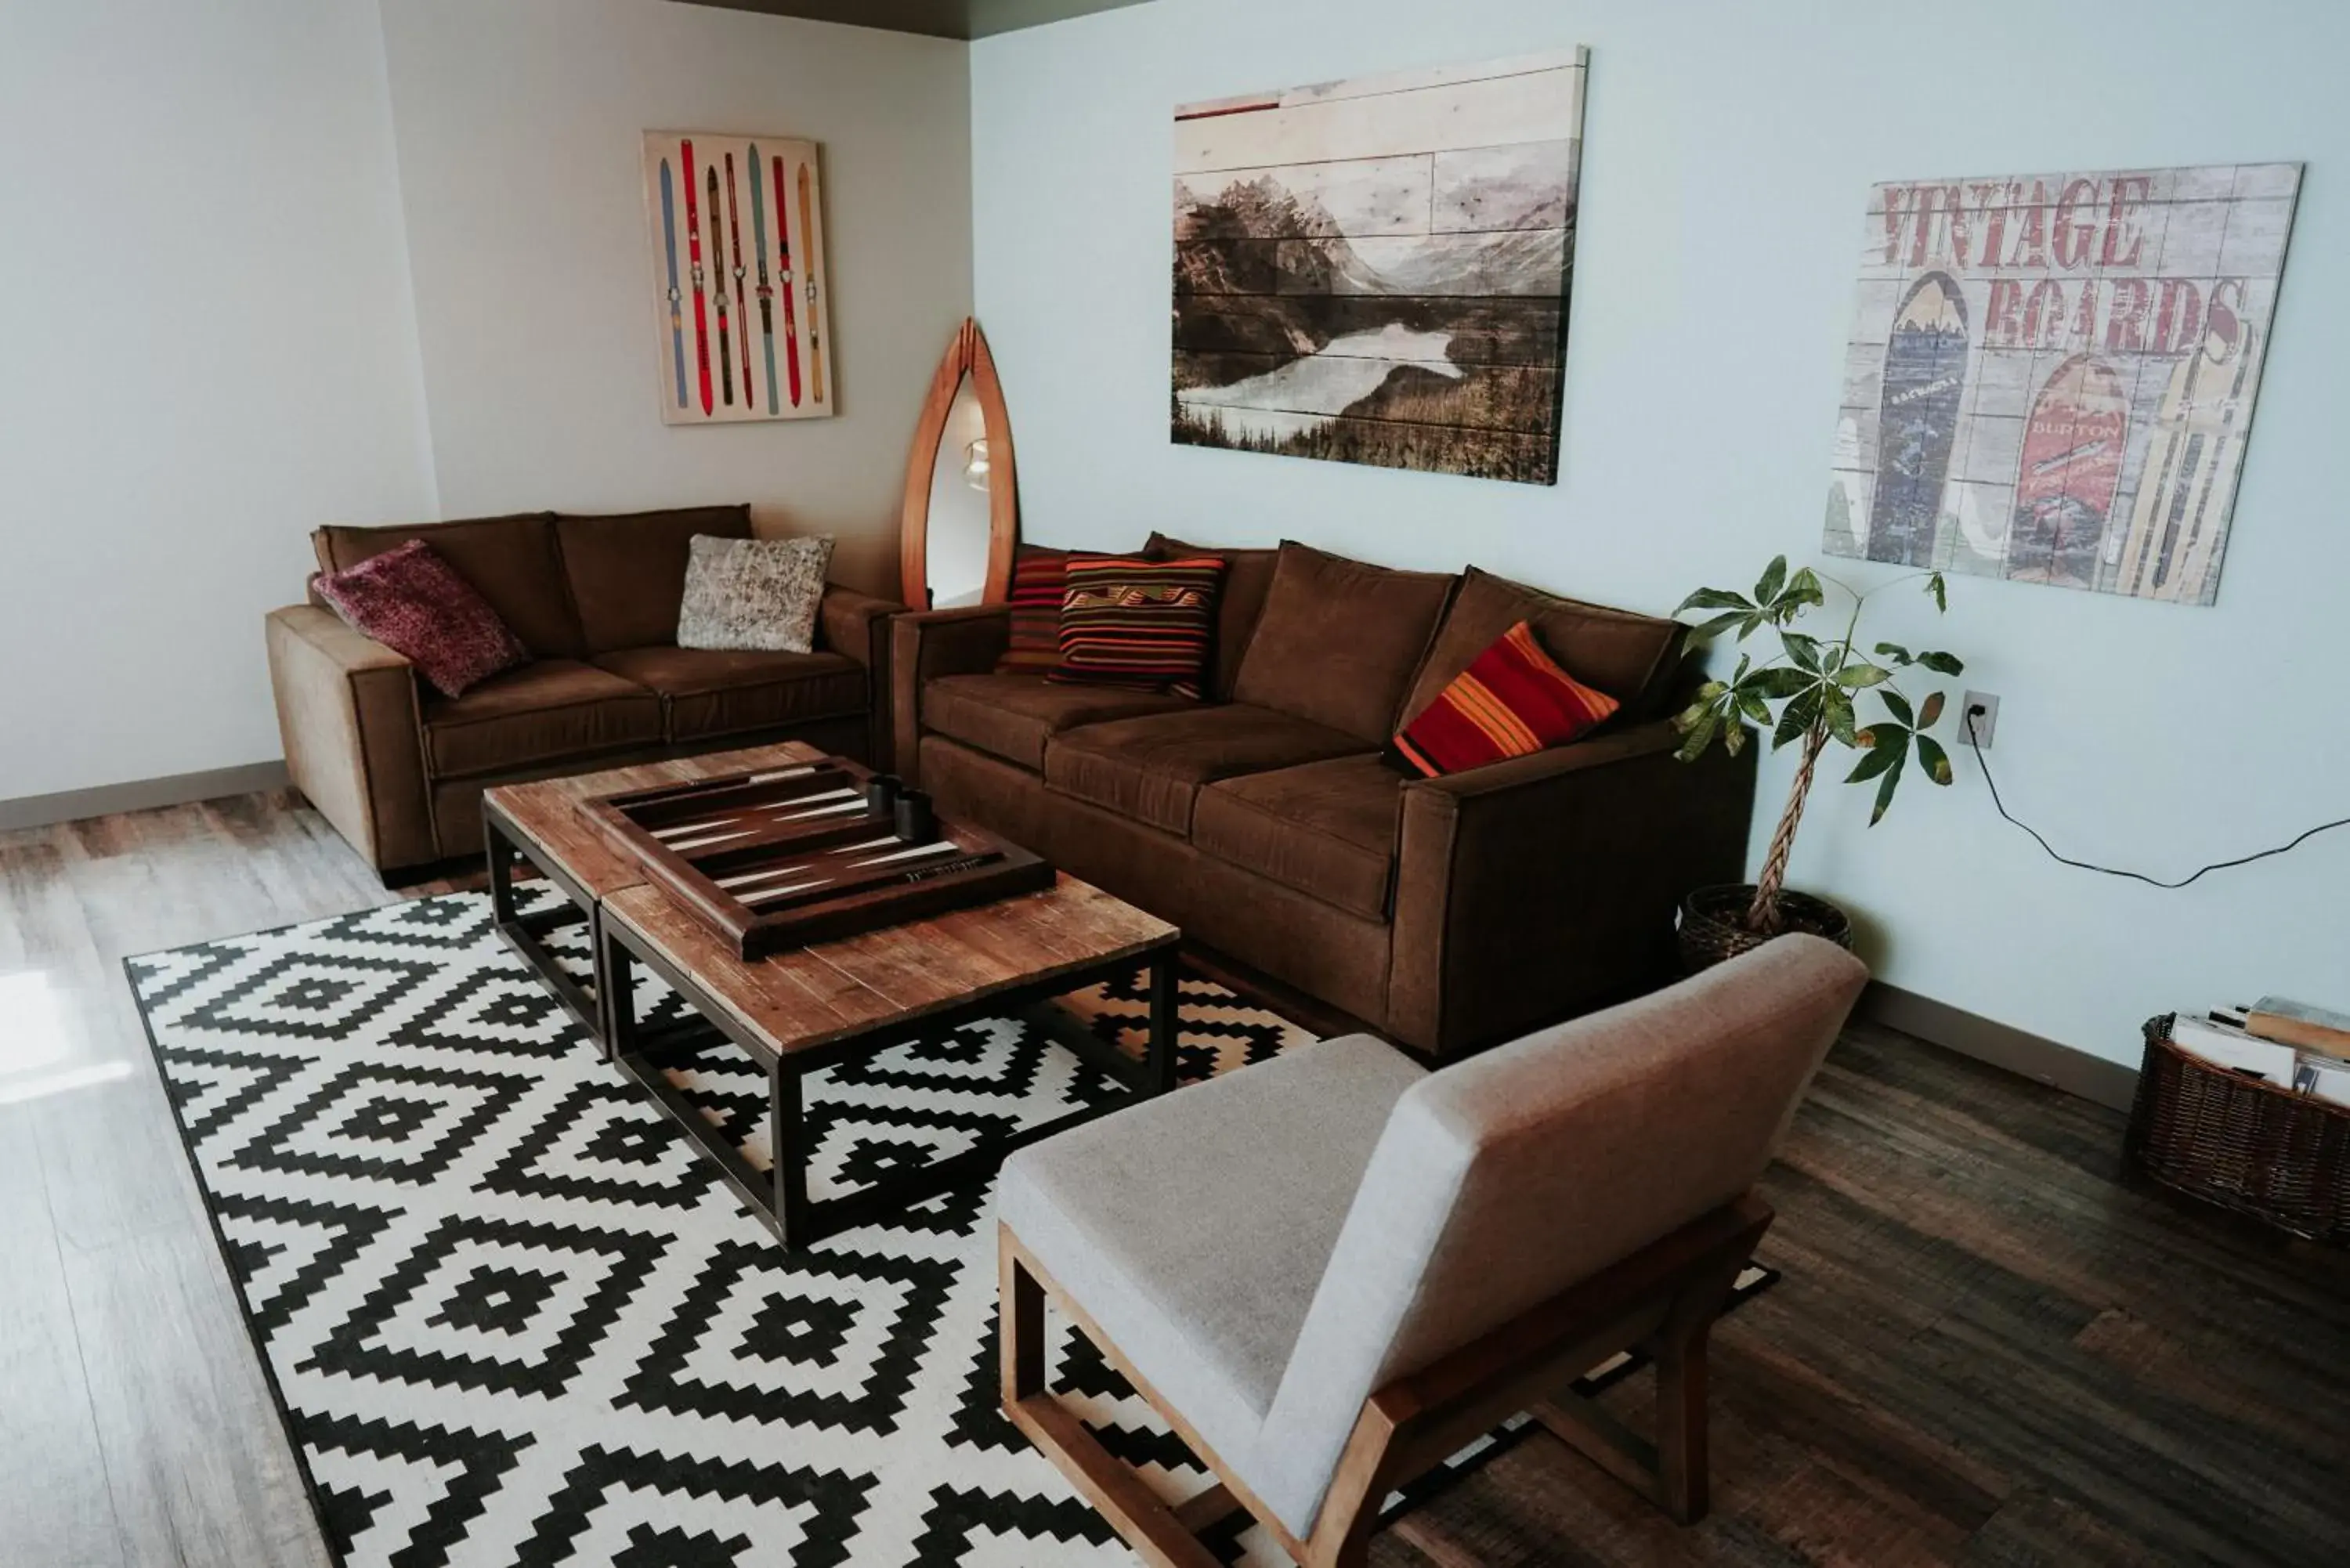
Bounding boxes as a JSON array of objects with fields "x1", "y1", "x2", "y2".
[{"x1": 128, "y1": 890, "x2": 1774, "y2": 1567}]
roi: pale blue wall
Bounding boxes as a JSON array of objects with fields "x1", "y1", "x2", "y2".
[{"x1": 972, "y1": 0, "x2": 2350, "y2": 1066}]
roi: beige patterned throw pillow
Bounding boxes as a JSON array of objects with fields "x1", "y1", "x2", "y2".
[{"x1": 677, "y1": 534, "x2": 834, "y2": 652}]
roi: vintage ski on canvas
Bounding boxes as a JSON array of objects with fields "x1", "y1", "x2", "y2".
[
  {"x1": 1825, "y1": 164, "x2": 2298, "y2": 603},
  {"x1": 643, "y1": 132, "x2": 833, "y2": 425},
  {"x1": 1171, "y1": 51, "x2": 1587, "y2": 485}
]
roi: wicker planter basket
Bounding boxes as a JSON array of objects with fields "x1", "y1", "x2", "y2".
[
  {"x1": 1676, "y1": 884, "x2": 1854, "y2": 974},
  {"x1": 2126, "y1": 1015, "x2": 2350, "y2": 1245}
]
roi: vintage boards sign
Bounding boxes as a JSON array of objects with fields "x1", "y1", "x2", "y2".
[
  {"x1": 642, "y1": 132, "x2": 833, "y2": 425},
  {"x1": 1824, "y1": 164, "x2": 2299, "y2": 604}
]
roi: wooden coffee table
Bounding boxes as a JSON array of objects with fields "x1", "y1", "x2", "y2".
[
  {"x1": 483, "y1": 742, "x2": 830, "y2": 1051},
  {"x1": 483, "y1": 745, "x2": 1180, "y2": 1250}
]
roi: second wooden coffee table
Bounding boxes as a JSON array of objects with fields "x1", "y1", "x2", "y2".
[
  {"x1": 486, "y1": 743, "x2": 1181, "y2": 1250},
  {"x1": 598, "y1": 874, "x2": 1177, "y2": 1248}
]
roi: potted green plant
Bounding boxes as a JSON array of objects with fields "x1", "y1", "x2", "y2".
[{"x1": 1668, "y1": 556, "x2": 1965, "y2": 970}]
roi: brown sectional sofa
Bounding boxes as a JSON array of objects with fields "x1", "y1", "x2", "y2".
[
  {"x1": 895, "y1": 537, "x2": 1756, "y2": 1060},
  {"x1": 267, "y1": 504, "x2": 901, "y2": 877}
]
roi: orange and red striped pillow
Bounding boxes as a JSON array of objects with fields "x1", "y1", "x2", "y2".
[
  {"x1": 994, "y1": 546, "x2": 1071, "y2": 674},
  {"x1": 1393, "y1": 620, "x2": 1618, "y2": 777},
  {"x1": 1047, "y1": 555, "x2": 1225, "y2": 697}
]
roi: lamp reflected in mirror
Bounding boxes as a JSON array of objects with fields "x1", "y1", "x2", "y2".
[{"x1": 902, "y1": 319, "x2": 1018, "y2": 610}]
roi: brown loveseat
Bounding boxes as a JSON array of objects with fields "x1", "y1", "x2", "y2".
[
  {"x1": 267, "y1": 504, "x2": 901, "y2": 878},
  {"x1": 894, "y1": 537, "x2": 1756, "y2": 1060}
]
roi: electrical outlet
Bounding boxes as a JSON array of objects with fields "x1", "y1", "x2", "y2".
[{"x1": 1960, "y1": 690, "x2": 2000, "y2": 749}]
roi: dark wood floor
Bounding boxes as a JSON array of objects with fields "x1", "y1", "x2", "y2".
[{"x1": 2, "y1": 793, "x2": 2344, "y2": 1566}]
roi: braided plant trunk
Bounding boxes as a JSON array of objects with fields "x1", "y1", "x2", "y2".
[{"x1": 1745, "y1": 721, "x2": 1828, "y2": 934}]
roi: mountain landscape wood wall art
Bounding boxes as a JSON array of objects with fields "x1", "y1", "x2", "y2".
[
  {"x1": 642, "y1": 131, "x2": 833, "y2": 425},
  {"x1": 1172, "y1": 51, "x2": 1586, "y2": 484}
]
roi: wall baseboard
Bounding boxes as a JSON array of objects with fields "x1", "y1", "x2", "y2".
[
  {"x1": 0, "y1": 761, "x2": 291, "y2": 833},
  {"x1": 1860, "y1": 981, "x2": 2138, "y2": 1111}
]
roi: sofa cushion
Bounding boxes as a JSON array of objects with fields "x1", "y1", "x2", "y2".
[
  {"x1": 420, "y1": 660, "x2": 662, "y2": 778},
  {"x1": 313, "y1": 539, "x2": 529, "y2": 699},
  {"x1": 1403, "y1": 565, "x2": 1686, "y2": 724},
  {"x1": 1394, "y1": 620, "x2": 1621, "y2": 779},
  {"x1": 554, "y1": 504, "x2": 753, "y2": 653},
  {"x1": 1193, "y1": 755, "x2": 1404, "y2": 919},
  {"x1": 923, "y1": 672, "x2": 1195, "y2": 772},
  {"x1": 313, "y1": 512, "x2": 583, "y2": 659},
  {"x1": 1044, "y1": 703, "x2": 1370, "y2": 836},
  {"x1": 996, "y1": 544, "x2": 1070, "y2": 674},
  {"x1": 594, "y1": 646, "x2": 866, "y2": 743},
  {"x1": 1146, "y1": 533, "x2": 1278, "y2": 700},
  {"x1": 1050, "y1": 554, "x2": 1225, "y2": 695},
  {"x1": 1230, "y1": 542, "x2": 1457, "y2": 745},
  {"x1": 677, "y1": 534, "x2": 834, "y2": 653}
]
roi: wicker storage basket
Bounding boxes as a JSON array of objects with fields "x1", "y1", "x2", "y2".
[{"x1": 2125, "y1": 1014, "x2": 2350, "y2": 1245}]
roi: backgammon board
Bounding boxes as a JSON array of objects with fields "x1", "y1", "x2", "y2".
[{"x1": 577, "y1": 756, "x2": 1051, "y2": 959}]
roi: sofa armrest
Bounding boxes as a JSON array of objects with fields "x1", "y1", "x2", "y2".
[
  {"x1": 1386, "y1": 719, "x2": 1757, "y2": 1056},
  {"x1": 818, "y1": 583, "x2": 908, "y2": 768},
  {"x1": 817, "y1": 583, "x2": 903, "y2": 670},
  {"x1": 890, "y1": 605, "x2": 1012, "y2": 787},
  {"x1": 266, "y1": 605, "x2": 436, "y2": 873}
]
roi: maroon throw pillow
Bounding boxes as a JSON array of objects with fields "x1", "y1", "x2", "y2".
[{"x1": 315, "y1": 538, "x2": 530, "y2": 698}]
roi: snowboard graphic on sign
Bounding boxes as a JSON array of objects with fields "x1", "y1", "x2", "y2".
[
  {"x1": 2112, "y1": 320, "x2": 2261, "y2": 602},
  {"x1": 2005, "y1": 354, "x2": 2129, "y2": 588},
  {"x1": 1824, "y1": 164, "x2": 2299, "y2": 603},
  {"x1": 1865, "y1": 272, "x2": 1969, "y2": 566}
]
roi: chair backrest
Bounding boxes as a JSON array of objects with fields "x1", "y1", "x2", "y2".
[{"x1": 1247, "y1": 934, "x2": 1869, "y2": 1535}]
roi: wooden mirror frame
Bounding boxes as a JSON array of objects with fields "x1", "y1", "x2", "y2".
[{"x1": 899, "y1": 318, "x2": 1018, "y2": 610}]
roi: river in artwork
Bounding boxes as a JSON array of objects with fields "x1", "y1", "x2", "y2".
[{"x1": 1177, "y1": 322, "x2": 1462, "y2": 443}]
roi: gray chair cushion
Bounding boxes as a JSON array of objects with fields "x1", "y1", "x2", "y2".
[
  {"x1": 999, "y1": 1035, "x2": 1427, "y2": 1474},
  {"x1": 1248, "y1": 934, "x2": 1869, "y2": 1534}
]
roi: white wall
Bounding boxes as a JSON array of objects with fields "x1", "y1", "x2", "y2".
[
  {"x1": 377, "y1": 0, "x2": 974, "y2": 596},
  {"x1": 0, "y1": 0, "x2": 438, "y2": 802},
  {"x1": 971, "y1": 0, "x2": 2350, "y2": 1065}
]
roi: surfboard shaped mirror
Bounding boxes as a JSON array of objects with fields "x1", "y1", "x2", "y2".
[{"x1": 901, "y1": 320, "x2": 1018, "y2": 609}]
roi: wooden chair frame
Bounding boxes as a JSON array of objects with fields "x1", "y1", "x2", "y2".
[
  {"x1": 898, "y1": 317, "x2": 1018, "y2": 611},
  {"x1": 1000, "y1": 1194, "x2": 1773, "y2": 1568}
]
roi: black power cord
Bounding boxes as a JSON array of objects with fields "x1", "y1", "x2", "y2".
[{"x1": 1961, "y1": 705, "x2": 2350, "y2": 890}]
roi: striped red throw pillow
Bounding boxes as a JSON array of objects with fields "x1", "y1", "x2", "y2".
[
  {"x1": 1393, "y1": 620, "x2": 1618, "y2": 778},
  {"x1": 1048, "y1": 555, "x2": 1225, "y2": 696},
  {"x1": 994, "y1": 546, "x2": 1069, "y2": 674}
]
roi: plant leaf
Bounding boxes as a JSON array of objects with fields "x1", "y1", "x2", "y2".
[
  {"x1": 1846, "y1": 725, "x2": 1904, "y2": 782},
  {"x1": 1755, "y1": 556, "x2": 1788, "y2": 606},
  {"x1": 1773, "y1": 688, "x2": 1820, "y2": 750},
  {"x1": 1674, "y1": 707, "x2": 1722, "y2": 763},
  {"x1": 1784, "y1": 566, "x2": 1826, "y2": 613},
  {"x1": 1927, "y1": 573, "x2": 1948, "y2": 612},
  {"x1": 1744, "y1": 666, "x2": 1817, "y2": 700},
  {"x1": 1836, "y1": 662, "x2": 1892, "y2": 688},
  {"x1": 1915, "y1": 732, "x2": 1954, "y2": 786},
  {"x1": 1918, "y1": 691, "x2": 1945, "y2": 728},
  {"x1": 1918, "y1": 650, "x2": 1965, "y2": 676},
  {"x1": 1687, "y1": 610, "x2": 1748, "y2": 644},
  {"x1": 1676, "y1": 587, "x2": 1752, "y2": 616},
  {"x1": 1737, "y1": 688, "x2": 1773, "y2": 727},
  {"x1": 1880, "y1": 689, "x2": 1914, "y2": 726},
  {"x1": 1723, "y1": 721, "x2": 1746, "y2": 757},
  {"x1": 1781, "y1": 631, "x2": 1823, "y2": 671},
  {"x1": 1823, "y1": 688, "x2": 1859, "y2": 746},
  {"x1": 1871, "y1": 746, "x2": 1907, "y2": 824},
  {"x1": 1875, "y1": 641, "x2": 1914, "y2": 665}
]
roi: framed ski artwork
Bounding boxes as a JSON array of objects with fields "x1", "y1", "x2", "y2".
[
  {"x1": 642, "y1": 132, "x2": 833, "y2": 425},
  {"x1": 1826, "y1": 164, "x2": 2300, "y2": 604}
]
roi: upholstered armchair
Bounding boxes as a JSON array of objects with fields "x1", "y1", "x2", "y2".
[{"x1": 998, "y1": 934, "x2": 1868, "y2": 1567}]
